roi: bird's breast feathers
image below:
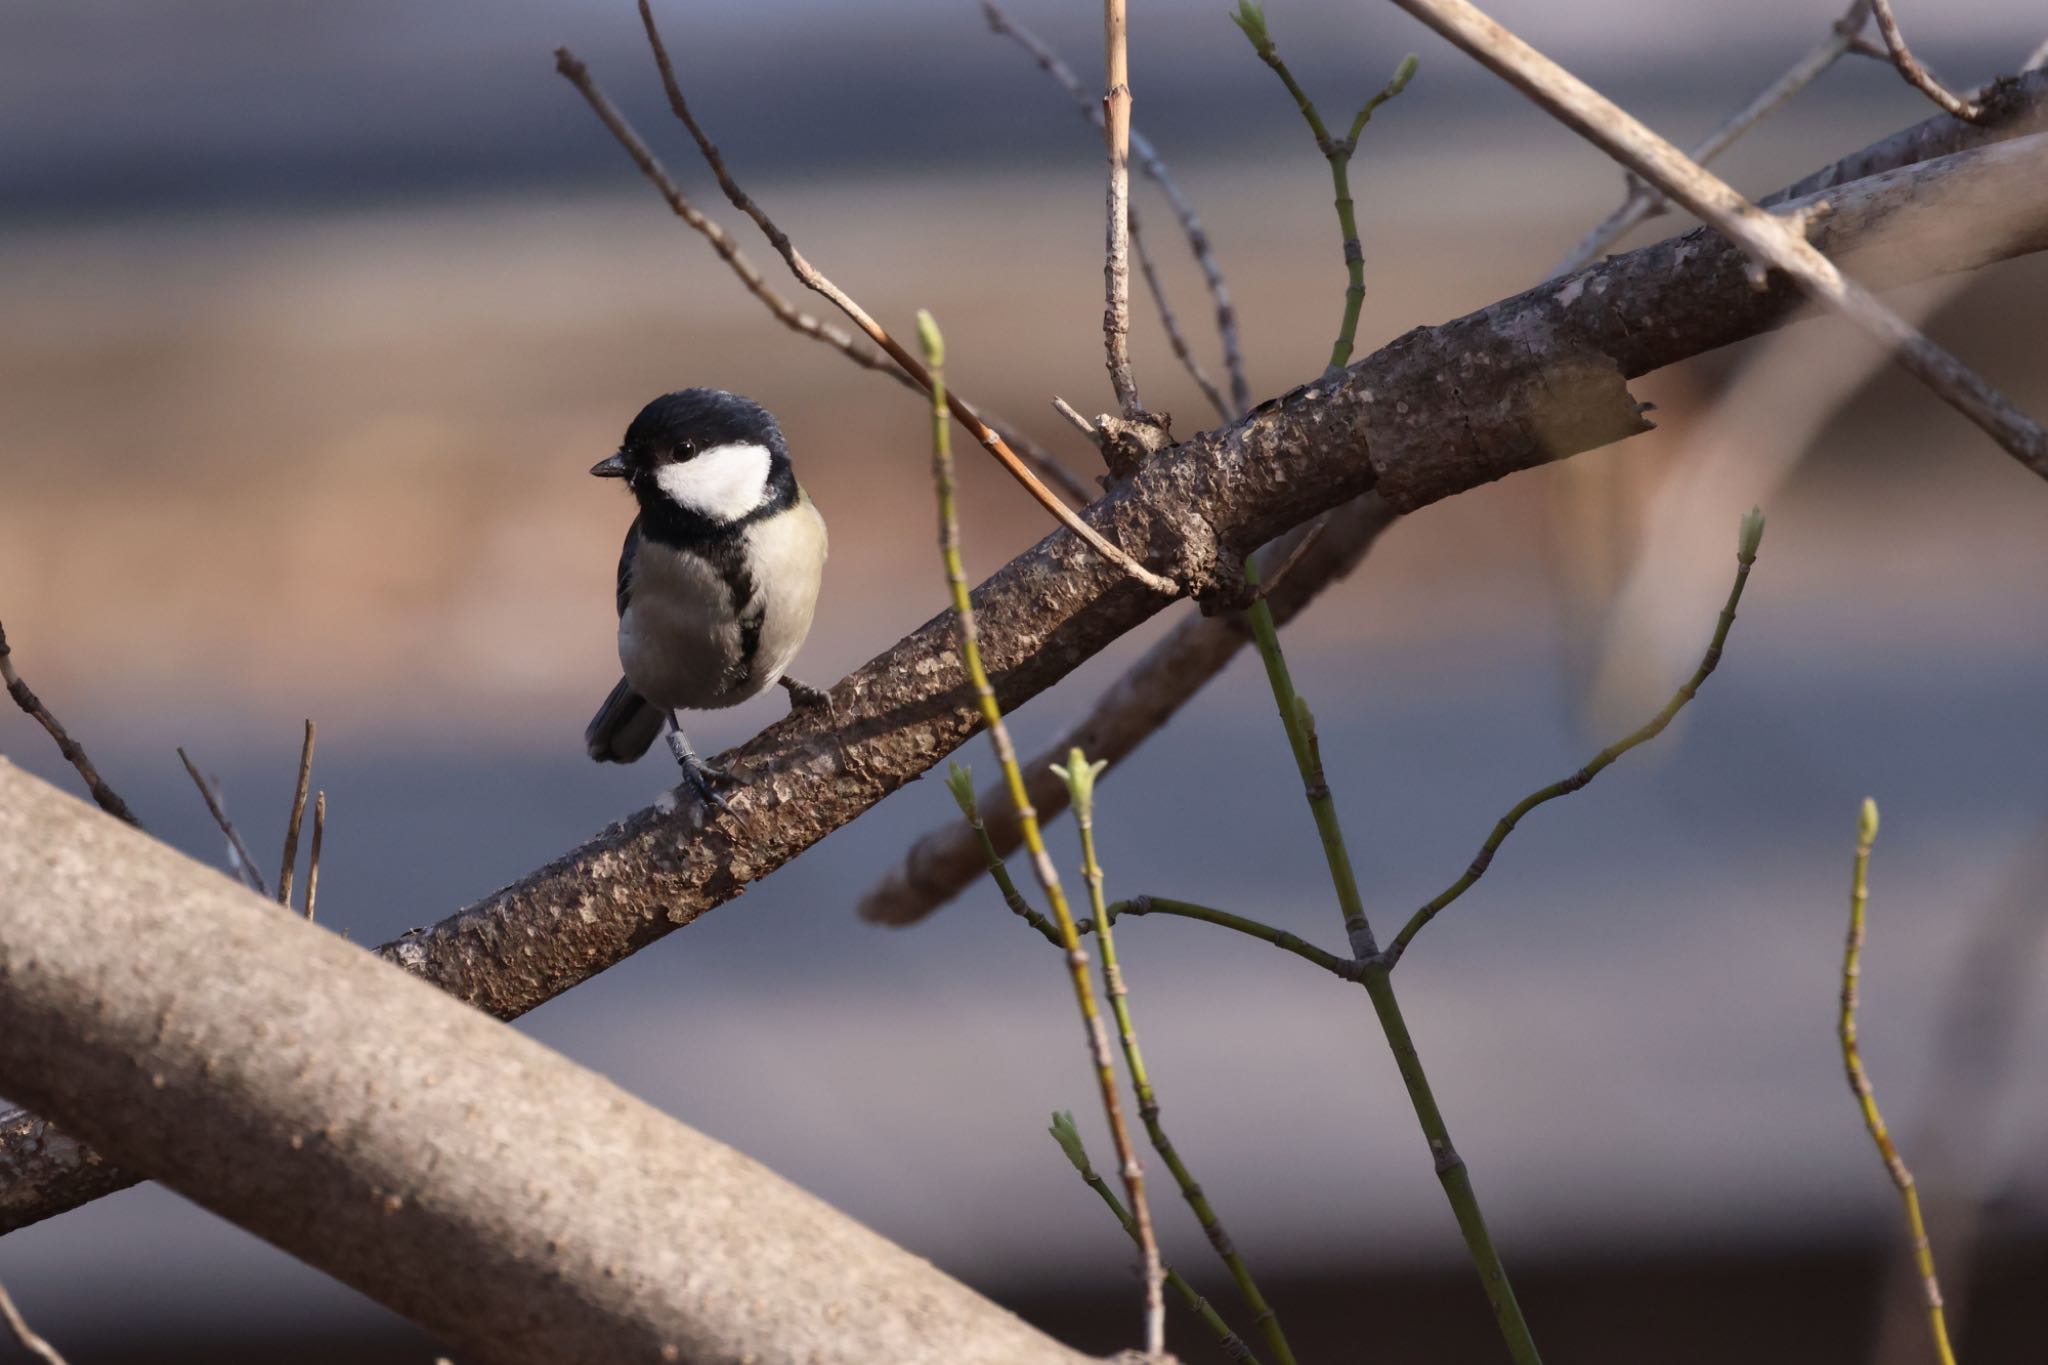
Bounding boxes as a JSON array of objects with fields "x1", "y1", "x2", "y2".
[{"x1": 618, "y1": 495, "x2": 825, "y2": 711}]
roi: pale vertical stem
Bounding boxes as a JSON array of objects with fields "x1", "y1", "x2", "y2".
[
  {"x1": 1840, "y1": 800, "x2": 1958, "y2": 1365},
  {"x1": 1065, "y1": 757, "x2": 1296, "y2": 1364},
  {"x1": 1103, "y1": 0, "x2": 1140, "y2": 414},
  {"x1": 918, "y1": 313, "x2": 1161, "y2": 1358}
]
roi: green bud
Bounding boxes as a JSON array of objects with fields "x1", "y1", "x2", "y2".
[
  {"x1": 915, "y1": 308, "x2": 944, "y2": 369},
  {"x1": 945, "y1": 761, "x2": 976, "y2": 815},
  {"x1": 1048, "y1": 1110, "x2": 1093, "y2": 1175},
  {"x1": 1858, "y1": 797, "x2": 1879, "y2": 846},
  {"x1": 1228, "y1": 0, "x2": 1271, "y2": 53},
  {"x1": 1738, "y1": 506, "x2": 1766, "y2": 561},
  {"x1": 1050, "y1": 747, "x2": 1110, "y2": 817},
  {"x1": 1389, "y1": 54, "x2": 1420, "y2": 96}
]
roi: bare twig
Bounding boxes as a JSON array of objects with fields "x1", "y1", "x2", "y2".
[
  {"x1": 1392, "y1": 0, "x2": 2048, "y2": 480},
  {"x1": 0, "y1": 619, "x2": 140, "y2": 828},
  {"x1": 614, "y1": 7, "x2": 1176, "y2": 592},
  {"x1": 276, "y1": 719, "x2": 316, "y2": 909},
  {"x1": 551, "y1": 44, "x2": 1091, "y2": 506},
  {"x1": 1384, "y1": 510, "x2": 1763, "y2": 968},
  {"x1": 1550, "y1": 0, "x2": 1873, "y2": 276},
  {"x1": 859, "y1": 497, "x2": 1395, "y2": 926},
  {"x1": 304, "y1": 791, "x2": 326, "y2": 923},
  {"x1": 1102, "y1": 0, "x2": 1141, "y2": 415},
  {"x1": 1048, "y1": 1113, "x2": 1262, "y2": 1363},
  {"x1": 2026, "y1": 35, "x2": 2048, "y2": 74},
  {"x1": 984, "y1": 0, "x2": 1251, "y2": 414},
  {"x1": 1839, "y1": 800, "x2": 1957, "y2": 1365},
  {"x1": 175, "y1": 748, "x2": 269, "y2": 897},
  {"x1": 1052, "y1": 396, "x2": 1100, "y2": 441},
  {"x1": 919, "y1": 312, "x2": 1161, "y2": 1358},
  {"x1": 1871, "y1": 0, "x2": 1985, "y2": 123},
  {"x1": 0, "y1": 1279, "x2": 68, "y2": 1365},
  {"x1": 1131, "y1": 206, "x2": 1232, "y2": 421}
]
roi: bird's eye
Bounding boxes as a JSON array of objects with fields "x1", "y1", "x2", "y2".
[{"x1": 674, "y1": 439, "x2": 697, "y2": 460}]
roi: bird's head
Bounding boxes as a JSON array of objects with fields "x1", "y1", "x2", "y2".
[{"x1": 592, "y1": 388, "x2": 793, "y2": 526}]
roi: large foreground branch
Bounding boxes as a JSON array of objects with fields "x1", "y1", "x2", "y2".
[
  {"x1": 0, "y1": 764, "x2": 1094, "y2": 1365},
  {"x1": 6, "y1": 124, "x2": 2046, "y2": 1235}
]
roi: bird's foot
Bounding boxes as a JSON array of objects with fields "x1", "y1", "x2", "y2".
[
  {"x1": 664, "y1": 732, "x2": 735, "y2": 814},
  {"x1": 779, "y1": 676, "x2": 832, "y2": 712}
]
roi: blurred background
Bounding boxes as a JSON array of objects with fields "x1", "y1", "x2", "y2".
[{"x1": 4, "y1": 1, "x2": 2047, "y2": 1361}]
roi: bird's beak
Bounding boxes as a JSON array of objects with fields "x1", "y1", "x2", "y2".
[{"x1": 589, "y1": 451, "x2": 630, "y2": 479}]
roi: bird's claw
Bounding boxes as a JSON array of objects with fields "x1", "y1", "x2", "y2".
[{"x1": 675, "y1": 754, "x2": 735, "y2": 814}]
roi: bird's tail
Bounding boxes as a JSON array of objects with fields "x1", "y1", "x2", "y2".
[{"x1": 585, "y1": 677, "x2": 666, "y2": 763}]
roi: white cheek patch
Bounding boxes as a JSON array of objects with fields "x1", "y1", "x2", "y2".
[{"x1": 654, "y1": 441, "x2": 772, "y2": 521}]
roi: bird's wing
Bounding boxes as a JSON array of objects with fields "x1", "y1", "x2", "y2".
[{"x1": 616, "y1": 516, "x2": 641, "y2": 618}]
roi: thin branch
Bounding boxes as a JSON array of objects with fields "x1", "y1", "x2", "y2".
[
  {"x1": 1384, "y1": 510, "x2": 1764, "y2": 968},
  {"x1": 11, "y1": 117, "x2": 2047, "y2": 1234},
  {"x1": 1059, "y1": 753, "x2": 1166, "y2": 1355},
  {"x1": 176, "y1": 748, "x2": 269, "y2": 898},
  {"x1": 1102, "y1": 0, "x2": 1142, "y2": 416},
  {"x1": 1244, "y1": 533, "x2": 1543, "y2": 1361},
  {"x1": 1233, "y1": 4, "x2": 1417, "y2": 371},
  {"x1": 1839, "y1": 799, "x2": 1958, "y2": 1365},
  {"x1": 1052, "y1": 396, "x2": 1100, "y2": 441},
  {"x1": 1392, "y1": 0, "x2": 2048, "y2": 480},
  {"x1": 0, "y1": 619, "x2": 140, "y2": 828},
  {"x1": 859, "y1": 498, "x2": 1395, "y2": 928},
  {"x1": 1549, "y1": 0, "x2": 1873, "y2": 277},
  {"x1": 983, "y1": 0, "x2": 1251, "y2": 415},
  {"x1": 1100, "y1": 896, "x2": 1360, "y2": 983},
  {"x1": 0, "y1": 1279, "x2": 68, "y2": 1365},
  {"x1": 1047, "y1": 1114, "x2": 1262, "y2": 1364},
  {"x1": 551, "y1": 44, "x2": 1092, "y2": 506},
  {"x1": 304, "y1": 791, "x2": 326, "y2": 923},
  {"x1": 276, "y1": 719, "x2": 316, "y2": 909},
  {"x1": 1871, "y1": 0, "x2": 1986, "y2": 123},
  {"x1": 616, "y1": 7, "x2": 1176, "y2": 593},
  {"x1": 947, "y1": 766, "x2": 1063, "y2": 949},
  {"x1": 1131, "y1": 206, "x2": 1233, "y2": 422},
  {"x1": 918, "y1": 312, "x2": 1162, "y2": 1358}
]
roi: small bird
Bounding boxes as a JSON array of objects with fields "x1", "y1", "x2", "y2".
[{"x1": 584, "y1": 388, "x2": 829, "y2": 806}]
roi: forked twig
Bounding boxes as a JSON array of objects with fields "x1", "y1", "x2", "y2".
[
  {"x1": 620, "y1": 3, "x2": 1175, "y2": 593},
  {"x1": 1871, "y1": 0, "x2": 1985, "y2": 123},
  {"x1": 551, "y1": 47, "x2": 1091, "y2": 506},
  {"x1": 983, "y1": 0, "x2": 1251, "y2": 415},
  {"x1": 1391, "y1": 0, "x2": 2048, "y2": 480},
  {"x1": 1550, "y1": 0, "x2": 1873, "y2": 277},
  {"x1": 276, "y1": 720, "x2": 316, "y2": 909},
  {"x1": 176, "y1": 748, "x2": 269, "y2": 897},
  {"x1": 1839, "y1": 800, "x2": 1958, "y2": 1365},
  {"x1": 0, "y1": 619, "x2": 140, "y2": 828}
]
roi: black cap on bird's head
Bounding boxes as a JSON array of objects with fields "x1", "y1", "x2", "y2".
[{"x1": 589, "y1": 388, "x2": 788, "y2": 482}]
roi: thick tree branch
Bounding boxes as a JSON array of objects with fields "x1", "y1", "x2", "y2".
[
  {"x1": 0, "y1": 763, "x2": 1097, "y2": 1365},
  {"x1": 6, "y1": 124, "x2": 2046, "y2": 1235}
]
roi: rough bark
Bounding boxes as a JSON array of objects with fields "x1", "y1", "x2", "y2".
[
  {"x1": 0, "y1": 763, "x2": 1096, "y2": 1365},
  {"x1": 5, "y1": 125, "x2": 2046, "y2": 1235}
]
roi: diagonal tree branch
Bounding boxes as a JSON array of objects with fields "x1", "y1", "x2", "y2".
[
  {"x1": 0, "y1": 763, "x2": 1095, "y2": 1365},
  {"x1": 1549, "y1": 0, "x2": 1873, "y2": 277},
  {"x1": 1390, "y1": 0, "x2": 2048, "y2": 480},
  {"x1": 1871, "y1": 0, "x2": 1985, "y2": 123},
  {"x1": 5, "y1": 120, "x2": 2046, "y2": 1236},
  {"x1": 0, "y1": 620, "x2": 140, "y2": 829}
]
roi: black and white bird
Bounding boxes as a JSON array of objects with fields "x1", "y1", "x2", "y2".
[{"x1": 584, "y1": 388, "x2": 828, "y2": 806}]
